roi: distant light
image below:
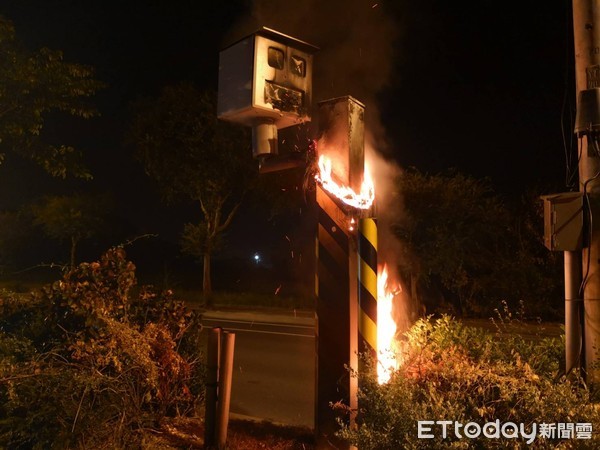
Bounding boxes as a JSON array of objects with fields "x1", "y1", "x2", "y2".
[{"x1": 253, "y1": 253, "x2": 261, "y2": 264}]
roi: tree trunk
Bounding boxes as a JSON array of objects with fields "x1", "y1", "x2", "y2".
[{"x1": 203, "y1": 251, "x2": 213, "y2": 306}]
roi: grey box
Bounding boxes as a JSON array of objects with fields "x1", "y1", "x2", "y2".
[
  {"x1": 317, "y1": 96, "x2": 365, "y2": 192},
  {"x1": 217, "y1": 27, "x2": 317, "y2": 130},
  {"x1": 541, "y1": 192, "x2": 584, "y2": 251}
]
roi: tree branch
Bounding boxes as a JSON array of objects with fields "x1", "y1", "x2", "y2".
[
  {"x1": 199, "y1": 195, "x2": 209, "y2": 219},
  {"x1": 217, "y1": 201, "x2": 242, "y2": 234},
  {"x1": 0, "y1": 373, "x2": 41, "y2": 383},
  {"x1": 121, "y1": 233, "x2": 159, "y2": 248}
]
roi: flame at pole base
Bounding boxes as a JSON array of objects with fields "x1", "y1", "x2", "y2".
[
  {"x1": 377, "y1": 265, "x2": 399, "y2": 384},
  {"x1": 315, "y1": 155, "x2": 375, "y2": 210},
  {"x1": 315, "y1": 151, "x2": 398, "y2": 382}
]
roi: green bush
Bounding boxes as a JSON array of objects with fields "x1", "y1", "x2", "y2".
[
  {"x1": 0, "y1": 247, "x2": 203, "y2": 449},
  {"x1": 336, "y1": 315, "x2": 600, "y2": 449}
]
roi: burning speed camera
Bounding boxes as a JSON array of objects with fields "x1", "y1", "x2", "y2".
[{"x1": 217, "y1": 27, "x2": 318, "y2": 159}]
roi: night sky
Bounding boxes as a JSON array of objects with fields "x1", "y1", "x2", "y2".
[{"x1": 0, "y1": 1, "x2": 574, "y2": 271}]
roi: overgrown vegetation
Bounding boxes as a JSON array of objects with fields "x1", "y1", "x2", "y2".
[
  {"x1": 0, "y1": 247, "x2": 203, "y2": 449},
  {"x1": 336, "y1": 315, "x2": 600, "y2": 449}
]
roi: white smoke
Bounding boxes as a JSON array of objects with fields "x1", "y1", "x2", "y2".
[{"x1": 366, "y1": 134, "x2": 415, "y2": 332}]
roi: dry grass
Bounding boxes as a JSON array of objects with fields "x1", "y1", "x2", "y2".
[{"x1": 143, "y1": 417, "x2": 315, "y2": 449}]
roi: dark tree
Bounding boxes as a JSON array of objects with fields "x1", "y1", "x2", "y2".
[
  {"x1": 392, "y1": 169, "x2": 561, "y2": 317},
  {"x1": 393, "y1": 169, "x2": 509, "y2": 315},
  {"x1": 129, "y1": 83, "x2": 254, "y2": 299},
  {"x1": 0, "y1": 16, "x2": 102, "y2": 178},
  {"x1": 33, "y1": 193, "x2": 112, "y2": 268}
]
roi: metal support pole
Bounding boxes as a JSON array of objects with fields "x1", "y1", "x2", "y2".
[
  {"x1": 216, "y1": 331, "x2": 235, "y2": 450},
  {"x1": 572, "y1": 0, "x2": 600, "y2": 381},
  {"x1": 204, "y1": 327, "x2": 222, "y2": 448},
  {"x1": 348, "y1": 221, "x2": 359, "y2": 432},
  {"x1": 358, "y1": 218, "x2": 378, "y2": 369},
  {"x1": 565, "y1": 251, "x2": 584, "y2": 374}
]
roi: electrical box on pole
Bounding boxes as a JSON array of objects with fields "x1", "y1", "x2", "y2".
[
  {"x1": 541, "y1": 192, "x2": 584, "y2": 252},
  {"x1": 317, "y1": 96, "x2": 365, "y2": 192},
  {"x1": 575, "y1": 87, "x2": 600, "y2": 138},
  {"x1": 541, "y1": 191, "x2": 584, "y2": 375}
]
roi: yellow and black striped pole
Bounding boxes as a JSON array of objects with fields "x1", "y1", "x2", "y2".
[{"x1": 358, "y1": 218, "x2": 378, "y2": 364}]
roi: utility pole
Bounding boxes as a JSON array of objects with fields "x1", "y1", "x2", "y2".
[{"x1": 572, "y1": 0, "x2": 600, "y2": 381}]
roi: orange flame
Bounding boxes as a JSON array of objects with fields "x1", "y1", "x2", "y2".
[
  {"x1": 315, "y1": 153, "x2": 399, "y2": 382},
  {"x1": 377, "y1": 264, "x2": 400, "y2": 384},
  {"x1": 315, "y1": 155, "x2": 375, "y2": 210}
]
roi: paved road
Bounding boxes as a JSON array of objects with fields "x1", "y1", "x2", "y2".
[{"x1": 201, "y1": 311, "x2": 315, "y2": 428}]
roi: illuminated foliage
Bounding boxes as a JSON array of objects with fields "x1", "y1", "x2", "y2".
[
  {"x1": 0, "y1": 16, "x2": 103, "y2": 178},
  {"x1": 0, "y1": 248, "x2": 203, "y2": 448},
  {"x1": 337, "y1": 316, "x2": 599, "y2": 449}
]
